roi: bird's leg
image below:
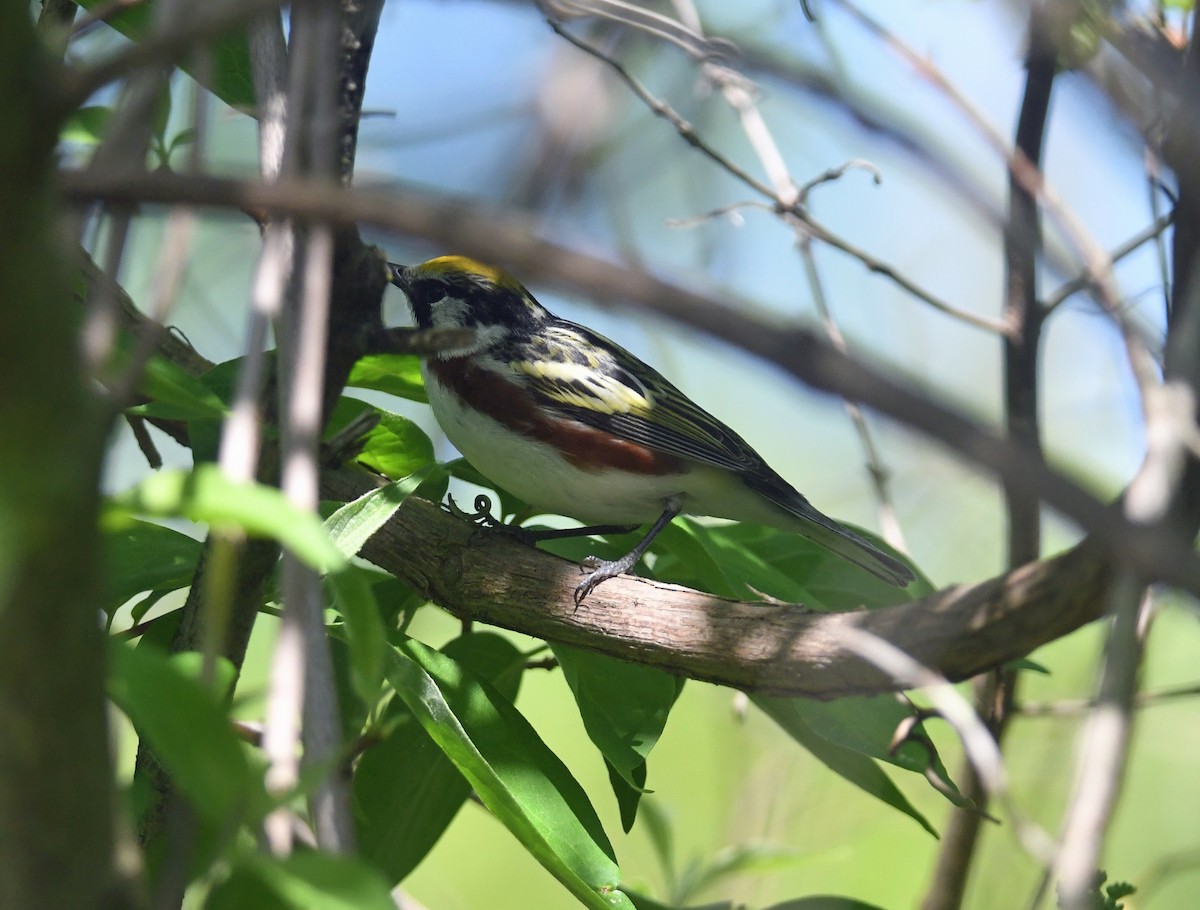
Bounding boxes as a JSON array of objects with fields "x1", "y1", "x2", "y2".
[
  {"x1": 520, "y1": 523, "x2": 639, "y2": 542},
  {"x1": 446, "y1": 493, "x2": 504, "y2": 529},
  {"x1": 575, "y1": 499, "x2": 682, "y2": 605},
  {"x1": 447, "y1": 494, "x2": 636, "y2": 546}
]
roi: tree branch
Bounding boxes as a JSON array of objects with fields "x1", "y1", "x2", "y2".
[{"x1": 323, "y1": 469, "x2": 1112, "y2": 698}]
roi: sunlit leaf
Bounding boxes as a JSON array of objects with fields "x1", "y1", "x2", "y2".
[
  {"x1": 347, "y1": 353, "x2": 426, "y2": 402},
  {"x1": 356, "y1": 633, "x2": 523, "y2": 884},
  {"x1": 387, "y1": 639, "x2": 634, "y2": 909},
  {"x1": 61, "y1": 105, "x2": 111, "y2": 145}
]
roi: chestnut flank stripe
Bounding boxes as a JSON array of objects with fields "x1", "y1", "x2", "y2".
[{"x1": 429, "y1": 358, "x2": 684, "y2": 475}]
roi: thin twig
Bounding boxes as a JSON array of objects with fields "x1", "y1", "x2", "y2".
[
  {"x1": 1042, "y1": 213, "x2": 1173, "y2": 312},
  {"x1": 666, "y1": 0, "x2": 907, "y2": 544},
  {"x1": 830, "y1": 0, "x2": 1161, "y2": 404},
  {"x1": 1017, "y1": 679, "x2": 1200, "y2": 716},
  {"x1": 546, "y1": 16, "x2": 1006, "y2": 335}
]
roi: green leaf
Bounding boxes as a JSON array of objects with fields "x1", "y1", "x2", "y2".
[
  {"x1": 107, "y1": 465, "x2": 344, "y2": 572},
  {"x1": 75, "y1": 0, "x2": 256, "y2": 112},
  {"x1": 765, "y1": 694, "x2": 961, "y2": 798},
  {"x1": 346, "y1": 353, "x2": 427, "y2": 402},
  {"x1": 710, "y1": 522, "x2": 930, "y2": 610},
  {"x1": 752, "y1": 696, "x2": 936, "y2": 836},
  {"x1": 656, "y1": 519, "x2": 813, "y2": 602},
  {"x1": 763, "y1": 897, "x2": 890, "y2": 910},
  {"x1": 356, "y1": 633, "x2": 523, "y2": 885},
  {"x1": 206, "y1": 851, "x2": 397, "y2": 910},
  {"x1": 102, "y1": 519, "x2": 200, "y2": 616},
  {"x1": 128, "y1": 355, "x2": 230, "y2": 421},
  {"x1": 357, "y1": 412, "x2": 436, "y2": 479},
  {"x1": 1007, "y1": 656, "x2": 1050, "y2": 674},
  {"x1": 61, "y1": 104, "x2": 111, "y2": 145},
  {"x1": 108, "y1": 642, "x2": 260, "y2": 827},
  {"x1": 387, "y1": 639, "x2": 634, "y2": 909},
  {"x1": 324, "y1": 469, "x2": 431, "y2": 560},
  {"x1": 680, "y1": 843, "x2": 800, "y2": 903},
  {"x1": 327, "y1": 570, "x2": 387, "y2": 708},
  {"x1": 324, "y1": 397, "x2": 436, "y2": 479},
  {"x1": 606, "y1": 758, "x2": 647, "y2": 834},
  {"x1": 552, "y1": 644, "x2": 682, "y2": 827}
]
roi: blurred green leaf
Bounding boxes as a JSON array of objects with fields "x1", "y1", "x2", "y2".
[
  {"x1": 205, "y1": 851, "x2": 396, "y2": 910},
  {"x1": 102, "y1": 519, "x2": 200, "y2": 616},
  {"x1": 107, "y1": 465, "x2": 344, "y2": 572},
  {"x1": 753, "y1": 696, "x2": 937, "y2": 836},
  {"x1": 75, "y1": 0, "x2": 256, "y2": 111},
  {"x1": 679, "y1": 843, "x2": 800, "y2": 904},
  {"x1": 387, "y1": 638, "x2": 634, "y2": 909},
  {"x1": 108, "y1": 642, "x2": 260, "y2": 829},
  {"x1": 356, "y1": 633, "x2": 523, "y2": 885},
  {"x1": 347, "y1": 353, "x2": 427, "y2": 402},
  {"x1": 61, "y1": 104, "x2": 111, "y2": 144},
  {"x1": 128, "y1": 355, "x2": 229, "y2": 421},
  {"x1": 763, "y1": 897, "x2": 890, "y2": 910},
  {"x1": 327, "y1": 570, "x2": 387, "y2": 709}
]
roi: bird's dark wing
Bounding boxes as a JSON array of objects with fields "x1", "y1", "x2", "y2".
[{"x1": 502, "y1": 321, "x2": 792, "y2": 489}]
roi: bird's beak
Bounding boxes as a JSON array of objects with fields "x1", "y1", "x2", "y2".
[{"x1": 386, "y1": 262, "x2": 410, "y2": 292}]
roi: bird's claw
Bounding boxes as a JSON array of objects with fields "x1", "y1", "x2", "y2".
[{"x1": 573, "y1": 554, "x2": 636, "y2": 607}]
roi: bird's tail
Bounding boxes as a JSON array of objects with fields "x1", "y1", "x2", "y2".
[{"x1": 785, "y1": 500, "x2": 914, "y2": 587}]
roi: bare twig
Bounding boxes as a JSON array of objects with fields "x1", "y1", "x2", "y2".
[
  {"x1": 545, "y1": 17, "x2": 1006, "y2": 335},
  {"x1": 830, "y1": 0, "x2": 1161, "y2": 404},
  {"x1": 1049, "y1": 585, "x2": 1152, "y2": 910},
  {"x1": 1042, "y1": 213, "x2": 1173, "y2": 312},
  {"x1": 662, "y1": 0, "x2": 906, "y2": 545},
  {"x1": 924, "y1": 18, "x2": 1056, "y2": 908},
  {"x1": 1018, "y1": 679, "x2": 1200, "y2": 716}
]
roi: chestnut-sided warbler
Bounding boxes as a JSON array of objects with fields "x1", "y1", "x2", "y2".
[{"x1": 388, "y1": 255, "x2": 913, "y2": 602}]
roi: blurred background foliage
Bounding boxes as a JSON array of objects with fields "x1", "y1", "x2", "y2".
[{"x1": 73, "y1": 0, "x2": 1200, "y2": 907}]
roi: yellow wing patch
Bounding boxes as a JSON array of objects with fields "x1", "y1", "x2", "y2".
[{"x1": 514, "y1": 358, "x2": 654, "y2": 416}]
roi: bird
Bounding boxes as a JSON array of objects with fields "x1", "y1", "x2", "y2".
[{"x1": 387, "y1": 255, "x2": 914, "y2": 603}]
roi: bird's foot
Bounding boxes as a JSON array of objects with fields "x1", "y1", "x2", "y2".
[
  {"x1": 446, "y1": 494, "x2": 538, "y2": 545},
  {"x1": 574, "y1": 553, "x2": 639, "y2": 606}
]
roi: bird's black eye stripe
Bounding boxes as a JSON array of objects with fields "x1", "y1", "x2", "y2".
[{"x1": 409, "y1": 277, "x2": 448, "y2": 305}]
